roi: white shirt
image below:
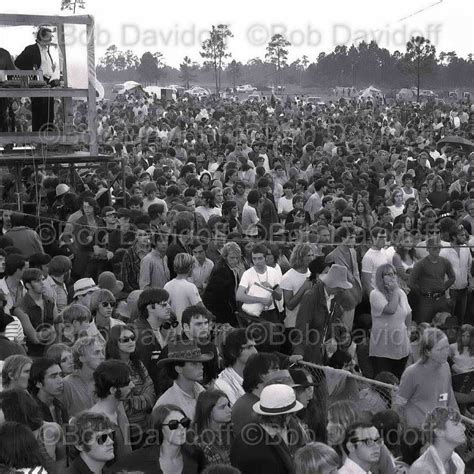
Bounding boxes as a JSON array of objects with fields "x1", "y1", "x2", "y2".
[
  {"x1": 361, "y1": 247, "x2": 395, "y2": 290},
  {"x1": 440, "y1": 245, "x2": 472, "y2": 290},
  {"x1": 214, "y1": 367, "x2": 245, "y2": 406},
  {"x1": 239, "y1": 266, "x2": 282, "y2": 311},
  {"x1": 38, "y1": 43, "x2": 60, "y2": 81},
  {"x1": 242, "y1": 202, "x2": 259, "y2": 236},
  {"x1": 280, "y1": 268, "x2": 310, "y2": 328},
  {"x1": 338, "y1": 457, "x2": 371, "y2": 474}
]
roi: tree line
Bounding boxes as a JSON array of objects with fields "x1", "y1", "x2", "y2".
[{"x1": 95, "y1": 25, "x2": 473, "y2": 94}]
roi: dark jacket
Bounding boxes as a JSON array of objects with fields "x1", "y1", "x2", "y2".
[
  {"x1": 15, "y1": 43, "x2": 42, "y2": 70},
  {"x1": 134, "y1": 317, "x2": 165, "y2": 395},
  {"x1": 230, "y1": 423, "x2": 294, "y2": 474},
  {"x1": 66, "y1": 454, "x2": 95, "y2": 474},
  {"x1": 259, "y1": 196, "x2": 279, "y2": 236},
  {"x1": 166, "y1": 239, "x2": 190, "y2": 279},
  {"x1": 202, "y1": 258, "x2": 238, "y2": 326},
  {"x1": 0, "y1": 335, "x2": 26, "y2": 359},
  {"x1": 33, "y1": 395, "x2": 69, "y2": 427},
  {"x1": 107, "y1": 443, "x2": 205, "y2": 474},
  {"x1": 294, "y1": 280, "x2": 349, "y2": 364}
]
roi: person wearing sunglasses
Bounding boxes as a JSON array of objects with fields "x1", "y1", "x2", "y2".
[
  {"x1": 135, "y1": 288, "x2": 175, "y2": 395},
  {"x1": 68, "y1": 411, "x2": 114, "y2": 474},
  {"x1": 89, "y1": 360, "x2": 135, "y2": 461},
  {"x1": 106, "y1": 324, "x2": 156, "y2": 448},
  {"x1": 339, "y1": 421, "x2": 383, "y2": 474},
  {"x1": 89, "y1": 289, "x2": 125, "y2": 342},
  {"x1": 108, "y1": 404, "x2": 204, "y2": 474}
]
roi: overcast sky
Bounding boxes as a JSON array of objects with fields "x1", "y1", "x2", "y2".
[{"x1": 0, "y1": 0, "x2": 472, "y2": 75}]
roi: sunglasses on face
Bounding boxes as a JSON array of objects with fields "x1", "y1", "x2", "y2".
[
  {"x1": 101, "y1": 302, "x2": 116, "y2": 308},
  {"x1": 96, "y1": 432, "x2": 113, "y2": 445},
  {"x1": 161, "y1": 319, "x2": 179, "y2": 330},
  {"x1": 163, "y1": 417, "x2": 191, "y2": 430},
  {"x1": 119, "y1": 335, "x2": 136, "y2": 343}
]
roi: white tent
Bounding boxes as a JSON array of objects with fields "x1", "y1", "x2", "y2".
[
  {"x1": 397, "y1": 88, "x2": 416, "y2": 101},
  {"x1": 358, "y1": 85, "x2": 383, "y2": 100},
  {"x1": 118, "y1": 81, "x2": 142, "y2": 94}
]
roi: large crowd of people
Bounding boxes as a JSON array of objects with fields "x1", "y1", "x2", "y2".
[{"x1": 0, "y1": 82, "x2": 472, "y2": 473}]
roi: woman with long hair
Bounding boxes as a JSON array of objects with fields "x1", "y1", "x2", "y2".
[
  {"x1": 327, "y1": 400, "x2": 358, "y2": 451},
  {"x1": 194, "y1": 389, "x2": 233, "y2": 466},
  {"x1": 392, "y1": 231, "x2": 418, "y2": 298},
  {"x1": 354, "y1": 199, "x2": 374, "y2": 231},
  {"x1": 221, "y1": 200, "x2": 242, "y2": 234},
  {"x1": 0, "y1": 389, "x2": 66, "y2": 474},
  {"x1": 0, "y1": 422, "x2": 46, "y2": 473},
  {"x1": 196, "y1": 190, "x2": 222, "y2": 223},
  {"x1": 451, "y1": 324, "x2": 474, "y2": 374},
  {"x1": 106, "y1": 324, "x2": 156, "y2": 448},
  {"x1": 369, "y1": 263, "x2": 411, "y2": 379},
  {"x1": 402, "y1": 197, "x2": 419, "y2": 229},
  {"x1": 428, "y1": 175, "x2": 450, "y2": 210},
  {"x1": 387, "y1": 188, "x2": 405, "y2": 220},
  {"x1": 109, "y1": 404, "x2": 204, "y2": 473}
]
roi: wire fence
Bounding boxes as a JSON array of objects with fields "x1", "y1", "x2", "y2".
[{"x1": 299, "y1": 360, "x2": 474, "y2": 465}]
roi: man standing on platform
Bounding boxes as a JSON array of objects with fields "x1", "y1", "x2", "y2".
[{"x1": 15, "y1": 26, "x2": 60, "y2": 131}]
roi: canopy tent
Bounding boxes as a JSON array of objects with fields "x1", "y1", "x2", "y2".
[
  {"x1": 358, "y1": 85, "x2": 383, "y2": 100},
  {"x1": 118, "y1": 81, "x2": 143, "y2": 95},
  {"x1": 396, "y1": 88, "x2": 416, "y2": 101}
]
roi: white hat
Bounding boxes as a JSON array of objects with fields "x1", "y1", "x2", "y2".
[
  {"x1": 56, "y1": 183, "x2": 70, "y2": 197},
  {"x1": 73, "y1": 278, "x2": 99, "y2": 299},
  {"x1": 319, "y1": 264, "x2": 353, "y2": 290},
  {"x1": 253, "y1": 384, "x2": 303, "y2": 416}
]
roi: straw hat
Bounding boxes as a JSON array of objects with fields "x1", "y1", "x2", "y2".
[{"x1": 253, "y1": 384, "x2": 303, "y2": 416}]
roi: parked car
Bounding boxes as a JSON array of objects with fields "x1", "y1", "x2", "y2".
[
  {"x1": 247, "y1": 93, "x2": 261, "y2": 102},
  {"x1": 306, "y1": 96, "x2": 325, "y2": 106},
  {"x1": 236, "y1": 84, "x2": 257, "y2": 93}
]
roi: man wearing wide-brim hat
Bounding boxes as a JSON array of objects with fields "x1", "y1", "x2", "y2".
[
  {"x1": 153, "y1": 338, "x2": 213, "y2": 421},
  {"x1": 294, "y1": 264, "x2": 357, "y2": 364},
  {"x1": 230, "y1": 383, "x2": 303, "y2": 474}
]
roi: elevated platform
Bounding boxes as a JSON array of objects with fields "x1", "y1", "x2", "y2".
[
  {"x1": 0, "y1": 87, "x2": 89, "y2": 98},
  {"x1": 0, "y1": 153, "x2": 113, "y2": 165},
  {"x1": 0, "y1": 132, "x2": 90, "y2": 145}
]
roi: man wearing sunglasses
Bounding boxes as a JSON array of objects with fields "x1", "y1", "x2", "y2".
[
  {"x1": 67, "y1": 411, "x2": 114, "y2": 474},
  {"x1": 339, "y1": 421, "x2": 382, "y2": 473},
  {"x1": 89, "y1": 360, "x2": 135, "y2": 459}
]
